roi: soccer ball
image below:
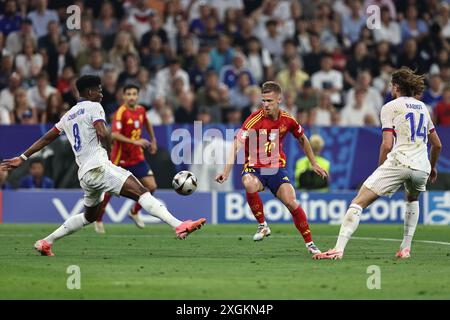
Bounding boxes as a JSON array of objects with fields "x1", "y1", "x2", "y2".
[{"x1": 172, "y1": 171, "x2": 198, "y2": 195}]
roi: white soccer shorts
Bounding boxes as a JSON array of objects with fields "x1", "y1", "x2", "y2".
[
  {"x1": 363, "y1": 159, "x2": 429, "y2": 197},
  {"x1": 80, "y1": 161, "x2": 132, "y2": 207}
]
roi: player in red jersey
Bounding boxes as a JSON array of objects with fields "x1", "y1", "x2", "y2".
[
  {"x1": 95, "y1": 84, "x2": 158, "y2": 233},
  {"x1": 215, "y1": 81, "x2": 328, "y2": 254}
]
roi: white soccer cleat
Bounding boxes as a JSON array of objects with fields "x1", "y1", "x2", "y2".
[
  {"x1": 253, "y1": 224, "x2": 271, "y2": 241},
  {"x1": 312, "y1": 248, "x2": 343, "y2": 260},
  {"x1": 94, "y1": 221, "x2": 105, "y2": 234},
  {"x1": 128, "y1": 210, "x2": 145, "y2": 229},
  {"x1": 306, "y1": 242, "x2": 321, "y2": 255},
  {"x1": 395, "y1": 247, "x2": 411, "y2": 259}
]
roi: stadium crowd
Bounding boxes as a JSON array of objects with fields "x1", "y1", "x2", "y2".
[{"x1": 0, "y1": 0, "x2": 450, "y2": 128}]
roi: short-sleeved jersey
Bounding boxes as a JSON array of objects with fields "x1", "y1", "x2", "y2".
[
  {"x1": 237, "y1": 109, "x2": 304, "y2": 168},
  {"x1": 381, "y1": 96, "x2": 435, "y2": 173},
  {"x1": 54, "y1": 100, "x2": 108, "y2": 179},
  {"x1": 110, "y1": 105, "x2": 148, "y2": 167}
]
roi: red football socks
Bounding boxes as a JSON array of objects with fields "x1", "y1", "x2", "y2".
[
  {"x1": 291, "y1": 205, "x2": 312, "y2": 243},
  {"x1": 246, "y1": 192, "x2": 265, "y2": 224}
]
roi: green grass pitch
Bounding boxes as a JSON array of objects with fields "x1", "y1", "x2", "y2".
[{"x1": 1, "y1": 223, "x2": 450, "y2": 299}]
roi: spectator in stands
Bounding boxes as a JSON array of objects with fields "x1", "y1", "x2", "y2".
[
  {"x1": 188, "y1": 49, "x2": 213, "y2": 91},
  {"x1": 209, "y1": 34, "x2": 235, "y2": 74},
  {"x1": 125, "y1": 0, "x2": 154, "y2": 42},
  {"x1": 93, "y1": 0, "x2": 119, "y2": 46},
  {"x1": 41, "y1": 92, "x2": 65, "y2": 124},
  {"x1": 15, "y1": 37, "x2": 43, "y2": 83},
  {"x1": 373, "y1": 6, "x2": 401, "y2": 46},
  {"x1": 146, "y1": 97, "x2": 165, "y2": 125},
  {"x1": 0, "y1": 0, "x2": 22, "y2": 37},
  {"x1": 198, "y1": 15, "x2": 220, "y2": 49},
  {"x1": 342, "y1": 0, "x2": 365, "y2": 45},
  {"x1": 344, "y1": 41, "x2": 373, "y2": 90},
  {"x1": 295, "y1": 134, "x2": 330, "y2": 190},
  {"x1": 13, "y1": 87, "x2": 37, "y2": 125},
  {"x1": 302, "y1": 32, "x2": 325, "y2": 76},
  {"x1": 137, "y1": 67, "x2": 157, "y2": 109},
  {"x1": 219, "y1": 51, "x2": 254, "y2": 89},
  {"x1": 49, "y1": 37, "x2": 76, "y2": 87},
  {"x1": 244, "y1": 36, "x2": 273, "y2": 85},
  {"x1": 311, "y1": 54, "x2": 343, "y2": 108},
  {"x1": 141, "y1": 11, "x2": 170, "y2": 53},
  {"x1": 275, "y1": 57, "x2": 309, "y2": 100},
  {"x1": 400, "y1": 5, "x2": 428, "y2": 42},
  {"x1": 141, "y1": 34, "x2": 167, "y2": 74},
  {"x1": 241, "y1": 85, "x2": 261, "y2": 121},
  {"x1": 234, "y1": 17, "x2": 255, "y2": 49},
  {"x1": 27, "y1": 71, "x2": 57, "y2": 119},
  {"x1": 0, "y1": 72, "x2": 21, "y2": 117},
  {"x1": 179, "y1": 36, "x2": 198, "y2": 71},
  {"x1": 108, "y1": 30, "x2": 138, "y2": 74},
  {"x1": 160, "y1": 105, "x2": 175, "y2": 125},
  {"x1": 195, "y1": 70, "x2": 223, "y2": 122},
  {"x1": 101, "y1": 69, "x2": 119, "y2": 122},
  {"x1": 422, "y1": 74, "x2": 443, "y2": 110},
  {"x1": 68, "y1": 18, "x2": 92, "y2": 59},
  {"x1": 155, "y1": 57, "x2": 190, "y2": 100},
  {"x1": 175, "y1": 90, "x2": 198, "y2": 124},
  {"x1": 261, "y1": 19, "x2": 285, "y2": 59},
  {"x1": 229, "y1": 72, "x2": 253, "y2": 109},
  {"x1": 345, "y1": 71, "x2": 383, "y2": 116},
  {"x1": 273, "y1": 38, "x2": 300, "y2": 74},
  {"x1": 341, "y1": 87, "x2": 379, "y2": 126},
  {"x1": 19, "y1": 157, "x2": 54, "y2": 189},
  {"x1": 166, "y1": 77, "x2": 187, "y2": 111},
  {"x1": 225, "y1": 106, "x2": 242, "y2": 125},
  {"x1": 5, "y1": 18, "x2": 36, "y2": 56},
  {"x1": 281, "y1": 90, "x2": 298, "y2": 117},
  {"x1": 79, "y1": 48, "x2": 111, "y2": 78},
  {"x1": 116, "y1": 53, "x2": 140, "y2": 87},
  {"x1": 310, "y1": 92, "x2": 337, "y2": 126},
  {"x1": 397, "y1": 38, "x2": 429, "y2": 74},
  {"x1": 434, "y1": 86, "x2": 450, "y2": 125},
  {"x1": 196, "y1": 106, "x2": 212, "y2": 125},
  {"x1": 27, "y1": 0, "x2": 59, "y2": 39}
]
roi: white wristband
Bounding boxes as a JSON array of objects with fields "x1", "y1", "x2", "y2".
[{"x1": 20, "y1": 154, "x2": 28, "y2": 161}]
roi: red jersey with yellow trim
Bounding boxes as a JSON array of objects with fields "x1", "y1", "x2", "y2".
[
  {"x1": 237, "y1": 109, "x2": 304, "y2": 168},
  {"x1": 110, "y1": 104, "x2": 148, "y2": 167}
]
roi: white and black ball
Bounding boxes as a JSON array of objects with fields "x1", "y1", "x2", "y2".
[{"x1": 172, "y1": 171, "x2": 198, "y2": 195}]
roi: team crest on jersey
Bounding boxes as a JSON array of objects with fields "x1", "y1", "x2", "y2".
[
  {"x1": 134, "y1": 120, "x2": 140, "y2": 128},
  {"x1": 269, "y1": 132, "x2": 277, "y2": 141}
]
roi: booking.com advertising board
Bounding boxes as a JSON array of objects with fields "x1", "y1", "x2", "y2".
[{"x1": 1, "y1": 190, "x2": 449, "y2": 225}]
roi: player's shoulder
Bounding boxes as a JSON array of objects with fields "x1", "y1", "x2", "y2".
[
  {"x1": 280, "y1": 111, "x2": 297, "y2": 123},
  {"x1": 243, "y1": 109, "x2": 264, "y2": 129},
  {"x1": 115, "y1": 105, "x2": 127, "y2": 119}
]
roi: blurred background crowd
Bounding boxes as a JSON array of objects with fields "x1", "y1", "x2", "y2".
[
  {"x1": 1, "y1": 0, "x2": 450, "y2": 128},
  {"x1": 1, "y1": 0, "x2": 450, "y2": 191}
]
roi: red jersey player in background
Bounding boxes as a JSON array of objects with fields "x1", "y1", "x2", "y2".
[
  {"x1": 95, "y1": 84, "x2": 158, "y2": 233},
  {"x1": 215, "y1": 81, "x2": 328, "y2": 255}
]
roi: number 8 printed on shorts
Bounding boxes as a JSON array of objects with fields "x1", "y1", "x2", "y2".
[{"x1": 73, "y1": 123, "x2": 82, "y2": 152}]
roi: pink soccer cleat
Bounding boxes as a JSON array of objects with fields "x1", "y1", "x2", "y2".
[
  {"x1": 34, "y1": 240, "x2": 55, "y2": 256},
  {"x1": 395, "y1": 247, "x2": 411, "y2": 259},
  {"x1": 175, "y1": 218, "x2": 206, "y2": 239},
  {"x1": 312, "y1": 248, "x2": 343, "y2": 260}
]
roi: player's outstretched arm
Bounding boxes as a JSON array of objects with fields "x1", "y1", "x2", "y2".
[
  {"x1": 428, "y1": 131, "x2": 442, "y2": 184},
  {"x1": 297, "y1": 135, "x2": 328, "y2": 179},
  {"x1": 0, "y1": 128, "x2": 60, "y2": 171},
  {"x1": 378, "y1": 131, "x2": 394, "y2": 166},
  {"x1": 215, "y1": 138, "x2": 242, "y2": 184},
  {"x1": 111, "y1": 131, "x2": 151, "y2": 149},
  {"x1": 95, "y1": 121, "x2": 112, "y2": 155},
  {"x1": 144, "y1": 120, "x2": 157, "y2": 154}
]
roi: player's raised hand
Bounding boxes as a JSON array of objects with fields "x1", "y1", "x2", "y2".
[
  {"x1": 0, "y1": 157, "x2": 23, "y2": 171},
  {"x1": 215, "y1": 172, "x2": 228, "y2": 184},
  {"x1": 429, "y1": 168, "x2": 438, "y2": 184},
  {"x1": 134, "y1": 139, "x2": 151, "y2": 149},
  {"x1": 312, "y1": 163, "x2": 328, "y2": 179}
]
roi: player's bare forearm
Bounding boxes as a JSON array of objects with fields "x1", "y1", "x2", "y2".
[
  {"x1": 145, "y1": 121, "x2": 156, "y2": 143},
  {"x1": 429, "y1": 131, "x2": 442, "y2": 169},
  {"x1": 378, "y1": 131, "x2": 394, "y2": 166},
  {"x1": 111, "y1": 132, "x2": 134, "y2": 145},
  {"x1": 95, "y1": 121, "x2": 112, "y2": 154},
  {"x1": 297, "y1": 135, "x2": 317, "y2": 166},
  {"x1": 216, "y1": 139, "x2": 242, "y2": 183},
  {"x1": 23, "y1": 128, "x2": 60, "y2": 158}
]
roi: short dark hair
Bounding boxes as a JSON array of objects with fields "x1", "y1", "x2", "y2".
[
  {"x1": 261, "y1": 81, "x2": 282, "y2": 95},
  {"x1": 123, "y1": 84, "x2": 140, "y2": 93},
  {"x1": 29, "y1": 157, "x2": 44, "y2": 167},
  {"x1": 76, "y1": 75, "x2": 101, "y2": 95}
]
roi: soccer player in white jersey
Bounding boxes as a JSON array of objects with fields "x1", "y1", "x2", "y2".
[
  {"x1": 313, "y1": 67, "x2": 442, "y2": 260},
  {"x1": 0, "y1": 75, "x2": 206, "y2": 256}
]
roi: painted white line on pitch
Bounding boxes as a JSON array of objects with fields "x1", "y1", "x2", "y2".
[{"x1": 1, "y1": 233, "x2": 450, "y2": 247}]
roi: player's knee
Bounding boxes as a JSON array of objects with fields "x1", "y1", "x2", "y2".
[{"x1": 285, "y1": 200, "x2": 298, "y2": 212}]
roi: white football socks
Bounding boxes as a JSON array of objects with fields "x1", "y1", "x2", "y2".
[
  {"x1": 335, "y1": 204, "x2": 363, "y2": 252},
  {"x1": 138, "y1": 192, "x2": 182, "y2": 228},
  {"x1": 44, "y1": 213, "x2": 89, "y2": 244},
  {"x1": 401, "y1": 201, "x2": 419, "y2": 250}
]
